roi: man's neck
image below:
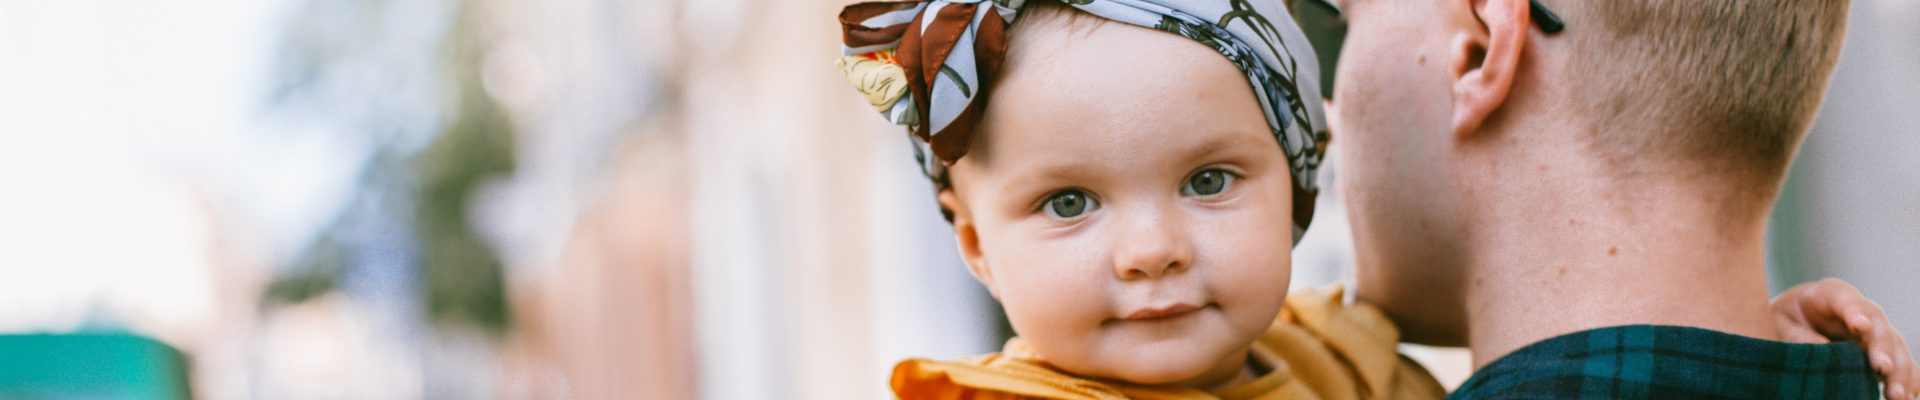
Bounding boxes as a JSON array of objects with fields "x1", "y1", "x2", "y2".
[{"x1": 1460, "y1": 174, "x2": 1781, "y2": 369}]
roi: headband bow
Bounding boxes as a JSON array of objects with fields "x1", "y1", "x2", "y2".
[{"x1": 837, "y1": 0, "x2": 1328, "y2": 241}]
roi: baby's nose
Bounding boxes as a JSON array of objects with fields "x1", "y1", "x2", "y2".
[{"x1": 1110, "y1": 209, "x2": 1195, "y2": 280}]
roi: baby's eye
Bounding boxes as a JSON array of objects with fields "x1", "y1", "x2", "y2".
[
  {"x1": 1041, "y1": 190, "x2": 1099, "y2": 219},
  {"x1": 1182, "y1": 169, "x2": 1235, "y2": 197}
]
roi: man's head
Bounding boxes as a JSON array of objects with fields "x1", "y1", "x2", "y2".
[
  {"x1": 1329, "y1": 0, "x2": 1850, "y2": 343},
  {"x1": 934, "y1": 2, "x2": 1299, "y2": 386}
]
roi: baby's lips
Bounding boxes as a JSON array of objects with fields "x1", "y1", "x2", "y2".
[{"x1": 1121, "y1": 303, "x2": 1202, "y2": 321}]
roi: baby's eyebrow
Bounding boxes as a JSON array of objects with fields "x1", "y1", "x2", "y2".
[
  {"x1": 989, "y1": 131, "x2": 1270, "y2": 194},
  {"x1": 983, "y1": 162, "x2": 1093, "y2": 208},
  {"x1": 1184, "y1": 138, "x2": 1236, "y2": 161},
  {"x1": 1178, "y1": 131, "x2": 1271, "y2": 163},
  {"x1": 1017, "y1": 162, "x2": 1098, "y2": 189}
]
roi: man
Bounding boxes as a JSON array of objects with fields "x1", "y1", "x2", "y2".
[{"x1": 1322, "y1": 0, "x2": 1905, "y2": 397}]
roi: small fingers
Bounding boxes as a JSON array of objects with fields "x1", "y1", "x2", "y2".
[
  {"x1": 1847, "y1": 311, "x2": 1873, "y2": 338},
  {"x1": 1874, "y1": 324, "x2": 1916, "y2": 400},
  {"x1": 1889, "y1": 351, "x2": 1914, "y2": 400},
  {"x1": 1812, "y1": 279, "x2": 1876, "y2": 335},
  {"x1": 1796, "y1": 278, "x2": 1873, "y2": 339},
  {"x1": 1778, "y1": 325, "x2": 1831, "y2": 344},
  {"x1": 1895, "y1": 343, "x2": 1917, "y2": 399}
]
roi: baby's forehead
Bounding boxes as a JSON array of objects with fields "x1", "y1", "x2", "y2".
[
  {"x1": 989, "y1": 25, "x2": 1258, "y2": 125},
  {"x1": 996, "y1": 19, "x2": 1249, "y2": 103},
  {"x1": 1001, "y1": 4, "x2": 1215, "y2": 77}
]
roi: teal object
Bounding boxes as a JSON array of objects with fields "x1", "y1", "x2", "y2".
[
  {"x1": 0, "y1": 333, "x2": 191, "y2": 399},
  {"x1": 1448, "y1": 325, "x2": 1876, "y2": 399}
]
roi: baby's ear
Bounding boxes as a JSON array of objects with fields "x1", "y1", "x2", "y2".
[{"x1": 938, "y1": 189, "x2": 999, "y2": 299}]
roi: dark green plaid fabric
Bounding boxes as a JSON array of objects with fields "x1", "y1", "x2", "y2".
[{"x1": 1449, "y1": 325, "x2": 1879, "y2": 399}]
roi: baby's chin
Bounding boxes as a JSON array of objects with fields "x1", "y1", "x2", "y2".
[{"x1": 1053, "y1": 335, "x2": 1250, "y2": 386}]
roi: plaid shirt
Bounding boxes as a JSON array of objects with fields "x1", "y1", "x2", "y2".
[{"x1": 1449, "y1": 324, "x2": 1879, "y2": 399}]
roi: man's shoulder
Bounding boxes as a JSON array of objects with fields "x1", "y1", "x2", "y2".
[{"x1": 1447, "y1": 325, "x2": 1880, "y2": 399}]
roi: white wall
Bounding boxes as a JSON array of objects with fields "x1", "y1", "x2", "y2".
[{"x1": 1782, "y1": 0, "x2": 1920, "y2": 365}]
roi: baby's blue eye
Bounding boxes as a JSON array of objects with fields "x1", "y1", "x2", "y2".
[
  {"x1": 1042, "y1": 190, "x2": 1098, "y2": 219},
  {"x1": 1182, "y1": 169, "x2": 1234, "y2": 197}
]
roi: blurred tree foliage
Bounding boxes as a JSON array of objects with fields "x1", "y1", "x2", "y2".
[
  {"x1": 417, "y1": 28, "x2": 515, "y2": 332},
  {"x1": 261, "y1": 0, "x2": 513, "y2": 335}
]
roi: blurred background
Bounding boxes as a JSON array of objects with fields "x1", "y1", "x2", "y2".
[{"x1": 0, "y1": 0, "x2": 1913, "y2": 398}]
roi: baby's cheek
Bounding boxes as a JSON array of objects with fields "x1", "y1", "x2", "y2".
[
  {"x1": 989, "y1": 246, "x2": 1114, "y2": 364},
  {"x1": 1198, "y1": 207, "x2": 1294, "y2": 328}
]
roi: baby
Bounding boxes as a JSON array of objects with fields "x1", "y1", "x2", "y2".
[{"x1": 834, "y1": 0, "x2": 1917, "y2": 398}]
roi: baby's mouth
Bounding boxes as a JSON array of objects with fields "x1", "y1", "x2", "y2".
[{"x1": 1120, "y1": 303, "x2": 1204, "y2": 321}]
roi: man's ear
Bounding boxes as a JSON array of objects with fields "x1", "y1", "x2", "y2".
[
  {"x1": 937, "y1": 188, "x2": 999, "y2": 299},
  {"x1": 1450, "y1": 0, "x2": 1529, "y2": 138}
]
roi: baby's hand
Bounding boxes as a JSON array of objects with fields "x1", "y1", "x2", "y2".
[{"x1": 1771, "y1": 278, "x2": 1919, "y2": 399}]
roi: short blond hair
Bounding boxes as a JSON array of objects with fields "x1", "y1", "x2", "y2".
[{"x1": 1558, "y1": 0, "x2": 1850, "y2": 183}]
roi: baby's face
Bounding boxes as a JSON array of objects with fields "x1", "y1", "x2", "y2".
[{"x1": 939, "y1": 16, "x2": 1296, "y2": 388}]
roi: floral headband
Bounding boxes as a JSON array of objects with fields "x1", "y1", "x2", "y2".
[{"x1": 836, "y1": 0, "x2": 1329, "y2": 242}]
